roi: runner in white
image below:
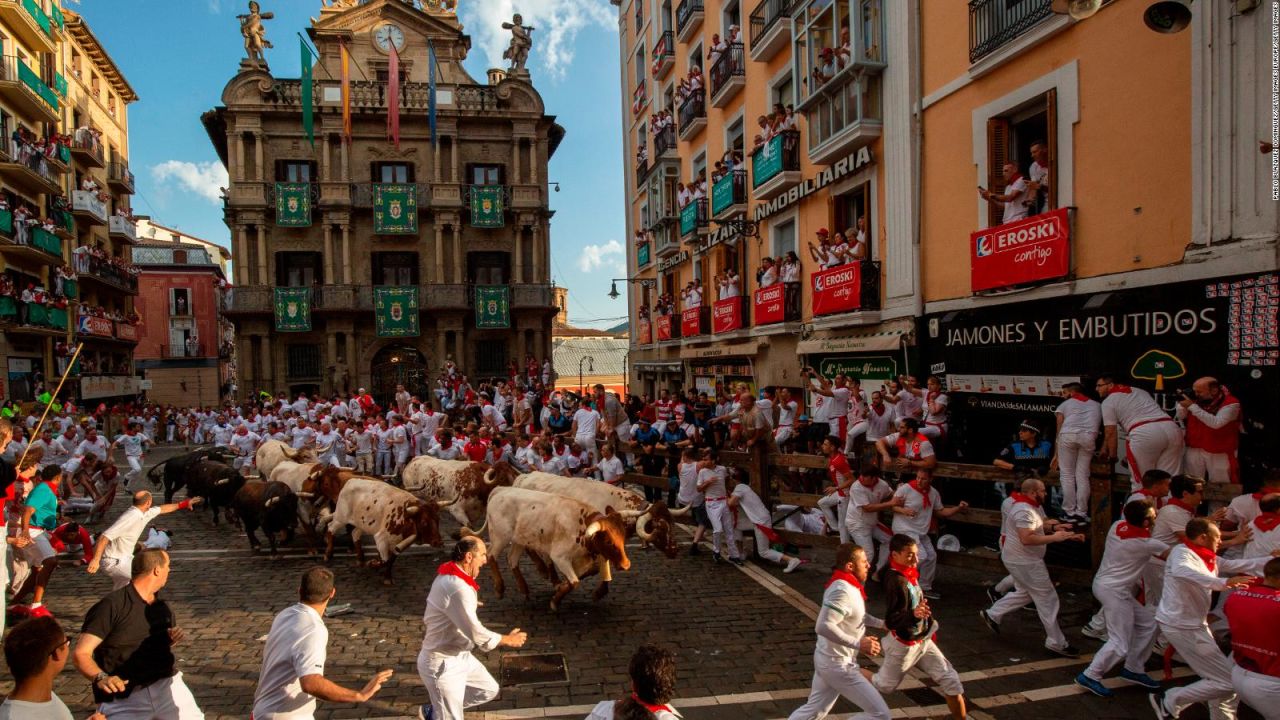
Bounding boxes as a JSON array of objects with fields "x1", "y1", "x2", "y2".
[
  {"x1": 844, "y1": 466, "x2": 898, "y2": 574},
  {"x1": 729, "y1": 481, "x2": 803, "y2": 572},
  {"x1": 919, "y1": 376, "x2": 949, "y2": 442},
  {"x1": 697, "y1": 448, "x2": 742, "y2": 566},
  {"x1": 889, "y1": 468, "x2": 967, "y2": 599},
  {"x1": 87, "y1": 491, "x2": 201, "y2": 590},
  {"x1": 229, "y1": 426, "x2": 262, "y2": 472},
  {"x1": 1096, "y1": 374, "x2": 1183, "y2": 482},
  {"x1": 108, "y1": 423, "x2": 151, "y2": 488},
  {"x1": 774, "y1": 388, "x2": 800, "y2": 447},
  {"x1": 1052, "y1": 382, "x2": 1102, "y2": 521}
]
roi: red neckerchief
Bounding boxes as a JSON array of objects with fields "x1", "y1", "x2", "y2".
[
  {"x1": 630, "y1": 693, "x2": 673, "y2": 715},
  {"x1": 1253, "y1": 492, "x2": 1274, "y2": 501},
  {"x1": 1010, "y1": 492, "x2": 1040, "y2": 508},
  {"x1": 889, "y1": 559, "x2": 919, "y2": 586},
  {"x1": 826, "y1": 569, "x2": 867, "y2": 599},
  {"x1": 1007, "y1": 171, "x2": 1024, "y2": 183},
  {"x1": 1110, "y1": 384, "x2": 1133, "y2": 394},
  {"x1": 1254, "y1": 512, "x2": 1280, "y2": 533},
  {"x1": 1071, "y1": 392, "x2": 1091, "y2": 402},
  {"x1": 1183, "y1": 541, "x2": 1217, "y2": 572},
  {"x1": 871, "y1": 403, "x2": 886, "y2": 416},
  {"x1": 1115, "y1": 521, "x2": 1151, "y2": 539},
  {"x1": 437, "y1": 562, "x2": 480, "y2": 592},
  {"x1": 908, "y1": 480, "x2": 932, "y2": 508},
  {"x1": 926, "y1": 390, "x2": 939, "y2": 405},
  {"x1": 828, "y1": 452, "x2": 851, "y2": 482},
  {"x1": 1168, "y1": 498, "x2": 1197, "y2": 514}
]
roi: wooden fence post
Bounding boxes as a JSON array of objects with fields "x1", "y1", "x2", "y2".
[
  {"x1": 1087, "y1": 461, "x2": 1117, "y2": 570},
  {"x1": 752, "y1": 445, "x2": 771, "y2": 506}
]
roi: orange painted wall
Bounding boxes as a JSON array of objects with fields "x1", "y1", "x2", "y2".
[{"x1": 919, "y1": 1, "x2": 1191, "y2": 303}]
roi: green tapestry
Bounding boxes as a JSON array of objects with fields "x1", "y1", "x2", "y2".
[
  {"x1": 49, "y1": 306, "x2": 67, "y2": 330},
  {"x1": 273, "y1": 287, "x2": 312, "y2": 332},
  {"x1": 32, "y1": 228, "x2": 60, "y2": 256},
  {"x1": 63, "y1": 279, "x2": 77, "y2": 299},
  {"x1": 373, "y1": 183, "x2": 418, "y2": 234},
  {"x1": 470, "y1": 185, "x2": 505, "y2": 228},
  {"x1": 474, "y1": 285, "x2": 510, "y2": 329},
  {"x1": 0, "y1": 296, "x2": 16, "y2": 319},
  {"x1": 275, "y1": 183, "x2": 312, "y2": 227},
  {"x1": 374, "y1": 286, "x2": 420, "y2": 338},
  {"x1": 0, "y1": 209, "x2": 12, "y2": 236}
]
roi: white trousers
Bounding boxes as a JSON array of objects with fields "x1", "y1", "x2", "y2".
[
  {"x1": 1083, "y1": 587, "x2": 1156, "y2": 679},
  {"x1": 987, "y1": 560, "x2": 1069, "y2": 651},
  {"x1": 1159, "y1": 623, "x2": 1237, "y2": 720},
  {"x1": 844, "y1": 422, "x2": 867, "y2": 454},
  {"x1": 417, "y1": 650, "x2": 500, "y2": 720},
  {"x1": 575, "y1": 434, "x2": 598, "y2": 464},
  {"x1": 1057, "y1": 432, "x2": 1096, "y2": 517},
  {"x1": 751, "y1": 526, "x2": 784, "y2": 565},
  {"x1": 775, "y1": 425, "x2": 794, "y2": 444},
  {"x1": 102, "y1": 554, "x2": 133, "y2": 590},
  {"x1": 847, "y1": 524, "x2": 891, "y2": 572},
  {"x1": 1184, "y1": 447, "x2": 1236, "y2": 485},
  {"x1": 872, "y1": 635, "x2": 964, "y2": 696},
  {"x1": 1232, "y1": 665, "x2": 1280, "y2": 720},
  {"x1": 124, "y1": 456, "x2": 144, "y2": 485},
  {"x1": 705, "y1": 499, "x2": 739, "y2": 559},
  {"x1": 98, "y1": 672, "x2": 203, "y2": 720},
  {"x1": 1124, "y1": 421, "x2": 1184, "y2": 478},
  {"x1": 818, "y1": 494, "x2": 850, "y2": 543},
  {"x1": 897, "y1": 532, "x2": 937, "y2": 591},
  {"x1": 788, "y1": 652, "x2": 891, "y2": 720}
]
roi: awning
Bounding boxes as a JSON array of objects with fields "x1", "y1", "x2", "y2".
[
  {"x1": 680, "y1": 338, "x2": 762, "y2": 360},
  {"x1": 797, "y1": 319, "x2": 914, "y2": 355},
  {"x1": 633, "y1": 361, "x2": 684, "y2": 372}
]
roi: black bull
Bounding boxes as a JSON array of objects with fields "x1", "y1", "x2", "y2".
[
  {"x1": 147, "y1": 447, "x2": 235, "y2": 502},
  {"x1": 232, "y1": 481, "x2": 299, "y2": 553},
  {"x1": 183, "y1": 460, "x2": 245, "y2": 525}
]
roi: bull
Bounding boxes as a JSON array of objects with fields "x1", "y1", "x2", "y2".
[
  {"x1": 323, "y1": 478, "x2": 453, "y2": 584},
  {"x1": 147, "y1": 447, "x2": 235, "y2": 502},
  {"x1": 463, "y1": 486, "x2": 634, "y2": 611},
  {"x1": 400, "y1": 457, "x2": 520, "y2": 529},
  {"x1": 255, "y1": 440, "x2": 317, "y2": 481},
  {"x1": 232, "y1": 481, "x2": 299, "y2": 554},
  {"x1": 184, "y1": 460, "x2": 246, "y2": 525}
]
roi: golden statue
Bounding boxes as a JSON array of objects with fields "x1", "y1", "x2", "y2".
[{"x1": 238, "y1": 1, "x2": 274, "y2": 69}]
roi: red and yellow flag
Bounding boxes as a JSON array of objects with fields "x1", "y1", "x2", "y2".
[
  {"x1": 340, "y1": 39, "x2": 352, "y2": 144},
  {"x1": 387, "y1": 46, "x2": 400, "y2": 149}
]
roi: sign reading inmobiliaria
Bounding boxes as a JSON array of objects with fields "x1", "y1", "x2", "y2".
[
  {"x1": 656, "y1": 314, "x2": 673, "y2": 341},
  {"x1": 713, "y1": 298, "x2": 743, "y2": 333},
  {"x1": 970, "y1": 208, "x2": 1070, "y2": 292},
  {"x1": 754, "y1": 284, "x2": 786, "y2": 325},
  {"x1": 681, "y1": 306, "x2": 702, "y2": 336},
  {"x1": 811, "y1": 263, "x2": 863, "y2": 316}
]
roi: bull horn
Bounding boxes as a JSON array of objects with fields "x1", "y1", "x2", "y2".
[
  {"x1": 282, "y1": 446, "x2": 299, "y2": 459},
  {"x1": 483, "y1": 468, "x2": 499, "y2": 486},
  {"x1": 585, "y1": 520, "x2": 602, "y2": 537},
  {"x1": 436, "y1": 494, "x2": 458, "y2": 509},
  {"x1": 634, "y1": 512, "x2": 654, "y2": 541},
  {"x1": 265, "y1": 496, "x2": 281, "y2": 507},
  {"x1": 619, "y1": 508, "x2": 646, "y2": 520},
  {"x1": 669, "y1": 504, "x2": 692, "y2": 517},
  {"x1": 215, "y1": 478, "x2": 230, "y2": 486},
  {"x1": 394, "y1": 533, "x2": 418, "y2": 554},
  {"x1": 459, "y1": 521, "x2": 487, "y2": 538},
  {"x1": 406, "y1": 505, "x2": 420, "y2": 516},
  {"x1": 295, "y1": 491, "x2": 315, "y2": 499}
]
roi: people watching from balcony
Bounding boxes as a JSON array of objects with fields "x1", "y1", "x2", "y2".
[
  {"x1": 638, "y1": 304, "x2": 651, "y2": 321},
  {"x1": 716, "y1": 269, "x2": 741, "y2": 300},
  {"x1": 676, "y1": 182, "x2": 691, "y2": 209},
  {"x1": 75, "y1": 125, "x2": 104, "y2": 152},
  {"x1": 758, "y1": 257, "x2": 778, "y2": 288},
  {"x1": 1028, "y1": 140, "x2": 1051, "y2": 214},
  {"x1": 651, "y1": 110, "x2": 674, "y2": 135},
  {"x1": 681, "y1": 280, "x2": 703, "y2": 309},
  {"x1": 836, "y1": 26, "x2": 852, "y2": 67},
  {"x1": 707, "y1": 33, "x2": 725, "y2": 67},
  {"x1": 655, "y1": 292, "x2": 674, "y2": 316},
  {"x1": 635, "y1": 144, "x2": 648, "y2": 167},
  {"x1": 781, "y1": 250, "x2": 802, "y2": 283},
  {"x1": 812, "y1": 47, "x2": 837, "y2": 88},
  {"x1": 634, "y1": 229, "x2": 649, "y2": 248},
  {"x1": 849, "y1": 216, "x2": 869, "y2": 261},
  {"x1": 979, "y1": 162, "x2": 1034, "y2": 225},
  {"x1": 72, "y1": 245, "x2": 141, "y2": 286},
  {"x1": 692, "y1": 172, "x2": 708, "y2": 200},
  {"x1": 808, "y1": 228, "x2": 839, "y2": 269}
]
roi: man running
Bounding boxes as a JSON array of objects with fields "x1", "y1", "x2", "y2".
[{"x1": 88, "y1": 491, "x2": 201, "y2": 590}]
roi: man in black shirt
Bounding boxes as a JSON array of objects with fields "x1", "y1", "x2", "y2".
[
  {"x1": 73, "y1": 549, "x2": 205, "y2": 718},
  {"x1": 869, "y1": 534, "x2": 967, "y2": 720}
]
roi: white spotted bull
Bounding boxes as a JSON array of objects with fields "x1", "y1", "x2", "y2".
[
  {"x1": 323, "y1": 478, "x2": 453, "y2": 585},
  {"x1": 255, "y1": 439, "x2": 317, "y2": 481},
  {"x1": 400, "y1": 457, "x2": 520, "y2": 529}
]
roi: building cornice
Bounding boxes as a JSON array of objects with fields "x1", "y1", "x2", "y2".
[{"x1": 63, "y1": 9, "x2": 139, "y2": 103}]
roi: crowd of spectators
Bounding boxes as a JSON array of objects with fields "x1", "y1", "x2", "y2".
[
  {"x1": 676, "y1": 64, "x2": 704, "y2": 104},
  {"x1": 73, "y1": 244, "x2": 140, "y2": 287},
  {"x1": 751, "y1": 102, "x2": 799, "y2": 154},
  {"x1": 807, "y1": 222, "x2": 868, "y2": 269}
]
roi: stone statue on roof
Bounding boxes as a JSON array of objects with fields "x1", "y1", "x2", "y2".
[
  {"x1": 238, "y1": 1, "x2": 274, "y2": 69},
  {"x1": 502, "y1": 14, "x2": 535, "y2": 72}
]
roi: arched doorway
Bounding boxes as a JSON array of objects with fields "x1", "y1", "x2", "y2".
[{"x1": 370, "y1": 345, "x2": 428, "y2": 409}]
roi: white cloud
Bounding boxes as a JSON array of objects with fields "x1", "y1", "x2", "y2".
[
  {"x1": 151, "y1": 161, "x2": 229, "y2": 205},
  {"x1": 578, "y1": 239, "x2": 624, "y2": 273},
  {"x1": 460, "y1": 0, "x2": 615, "y2": 81}
]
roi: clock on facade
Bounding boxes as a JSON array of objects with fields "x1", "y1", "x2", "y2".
[{"x1": 372, "y1": 23, "x2": 406, "y2": 54}]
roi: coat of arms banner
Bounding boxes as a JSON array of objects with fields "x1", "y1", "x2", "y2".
[
  {"x1": 274, "y1": 183, "x2": 312, "y2": 227},
  {"x1": 273, "y1": 287, "x2": 312, "y2": 332},
  {"x1": 470, "y1": 185, "x2": 505, "y2": 228},
  {"x1": 374, "y1": 285, "x2": 420, "y2": 338},
  {"x1": 475, "y1": 285, "x2": 510, "y2": 329},
  {"x1": 373, "y1": 183, "x2": 418, "y2": 234}
]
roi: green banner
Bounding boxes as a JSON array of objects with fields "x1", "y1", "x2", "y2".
[
  {"x1": 0, "y1": 296, "x2": 16, "y2": 319},
  {"x1": 50, "y1": 2, "x2": 63, "y2": 29},
  {"x1": 373, "y1": 183, "x2": 418, "y2": 234},
  {"x1": 711, "y1": 171, "x2": 736, "y2": 215},
  {"x1": 374, "y1": 286, "x2": 420, "y2": 338},
  {"x1": 637, "y1": 242, "x2": 650, "y2": 267},
  {"x1": 49, "y1": 306, "x2": 67, "y2": 330},
  {"x1": 470, "y1": 185, "x2": 505, "y2": 228},
  {"x1": 680, "y1": 201, "x2": 699, "y2": 236},
  {"x1": 28, "y1": 303, "x2": 48, "y2": 326},
  {"x1": 63, "y1": 279, "x2": 77, "y2": 299},
  {"x1": 301, "y1": 38, "x2": 314, "y2": 148},
  {"x1": 273, "y1": 287, "x2": 312, "y2": 332},
  {"x1": 752, "y1": 133, "x2": 784, "y2": 188},
  {"x1": 275, "y1": 183, "x2": 312, "y2": 227},
  {"x1": 0, "y1": 209, "x2": 12, "y2": 236},
  {"x1": 32, "y1": 228, "x2": 60, "y2": 256},
  {"x1": 818, "y1": 356, "x2": 899, "y2": 383},
  {"x1": 475, "y1": 285, "x2": 510, "y2": 329}
]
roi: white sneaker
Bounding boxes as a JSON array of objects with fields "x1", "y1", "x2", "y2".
[
  {"x1": 784, "y1": 557, "x2": 802, "y2": 573},
  {"x1": 1081, "y1": 625, "x2": 1109, "y2": 642}
]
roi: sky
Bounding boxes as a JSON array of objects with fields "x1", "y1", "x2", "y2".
[{"x1": 72, "y1": 0, "x2": 629, "y2": 328}]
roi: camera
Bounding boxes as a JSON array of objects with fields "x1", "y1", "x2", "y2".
[{"x1": 1176, "y1": 388, "x2": 1195, "y2": 401}]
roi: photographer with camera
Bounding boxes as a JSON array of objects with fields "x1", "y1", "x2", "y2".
[{"x1": 1175, "y1": 376, "x2": 1241, "y2": 487}]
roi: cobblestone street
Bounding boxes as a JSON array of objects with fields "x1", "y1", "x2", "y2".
[{"x1": 7, "y1": 448, "x2": 1250, "y2": 719}]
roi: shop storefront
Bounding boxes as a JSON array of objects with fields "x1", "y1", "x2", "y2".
[{"x1": 919, "y1": 272, "x2": 1279, "y2": 483}]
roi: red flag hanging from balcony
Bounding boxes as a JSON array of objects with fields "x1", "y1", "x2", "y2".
[
  {"x1": 340, "y1": 39, "x2": 352, "y2": 145},
  {"x1": 387, "y1": 45, "x2": 401, "y2": 149}
]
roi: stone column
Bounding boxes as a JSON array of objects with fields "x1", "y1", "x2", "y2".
[
  {"x1": 340, "y1": 140, "x2": 349, "y2": 180},
  {"x1": 254, "y1": 132, "x2": 265, "y2": 181},
  {"x1": 530, "y1": 140, "x2": 539, "y2": 184},
  {"x1": 345, "y1": 332, "x2": 357, "y2": 379},
  {"x1": 432, "y1": 138, "x2": 441, "y2": 183},
  {"x1": 435, "y1": 331, "x2": 446, "y2": 368},
  {"x1": 234, "y1": 225, "x2": 248, "y2": 285},
  {"x1": 321, "y1": 136, "x2": 330, "y2": 181},
  {"x1": 327, "y1": 333, "x2": 338, "y2": 390},
  {"x1": 341, "y1": 225, "x2": 352, "y2": 284},
  {"x1": 434, "y1": 225, "x2": 445, "y2": 283},
  {"x1": 256, "y1": 226, "x2": 269, "y2": 285},
  {"x1": 454, "y1": 328, "x2": 465, "y2": 369},
  {"x1": 516, "y1": 327, "x2": 527, "y2": 362},
  {"x1": 260, "y1": 334, "x2": 273, "y2": 388},
  {"x1": 322, "y1": 224, "x2": 334, "y2": 283},
  {"x1": 452, "y1": 225, "x2": 463, "y2": 283},
  {"x1": 450, "y1": 138, "x2": 458, "y2": 183},
  {"x1": 512, "y1": 139, "x2": 522, "y2": 185},
  {"x1": 513, "y1": 226, "x2": 524, "y2": 284},
  {"x1": 233, "y1": 133, "x2": 245, "y2": 182},
  {"x1": 533, "y1": 330, "x2": 545, "y2": 362},
  {"x1": 531, "y1": 224, "x2": 542, "y2": 283}
]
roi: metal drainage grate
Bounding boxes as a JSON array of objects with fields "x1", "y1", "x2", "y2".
[{"x1": 500, "y1": 653, "x2": 570, "y2": 687}]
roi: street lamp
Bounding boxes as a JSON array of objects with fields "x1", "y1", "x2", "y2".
[
  {"x1": 608, "y1": 277, "x2": 657, "y2": 300},
  {"x1": 579, "y1": 355, "x2": 595, "y2": 396}
]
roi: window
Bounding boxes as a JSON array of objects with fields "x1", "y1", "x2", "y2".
[
  {"x1": 690, "y1": 43, "x2": 703, "y2": 71},
  {"x1": 373, "y1": 252, "x2": 419, "y2": 285},
  {"x1": 664, "y1": 83, "x2": 675, "y2": 112},
  {"x1": 169, "y1": 288, "x2": 192, "y2": 316},
  {"x1": 287, "y1": 345, "x2": 322, "y2": 380},
  {"x1": 771, "y1": 217, "x2": 797, "y2": 259},
  {"x1": 722, "y1": 0, "x2": 741, "y2": 33},
  {"x1": 470, "y1": 164, "x2": 504, "y2": 186},
  {"x1": 276, "y1": 161, "x2": 316, "y2": 183},
  {"x1": 985, "y1": 90, "x2": 1056, "y2": 227},
  {"x1": 834, "y1": 181, "x2": 872, "y2": 259},
  {"x1": 468, "y1": 251, "x2": 509, "y2": 285},
  {"x1": 661, "y1": 0, "x2": 673, "y2": 33},
  {"x1": 773, "y1": 75, "x2": 795, "y2": 110},
  {"x1": 640, "y1": 202, "x2": 650, "y2": 230},
  {"x1": 692, "y1": 151, "x2": 707, "y2": 183},
  {"x1": 372, "y1": 162, "x2": 413, "y2": 183},
  {"x1": 726, "y1": 117, "x2": 745, "y2": 156},
  {"x1": 635, "y1": 48, "x2": 646, "y2": 86},
  {"x1": 475, "y1": 340, "x2": 508, "y2": 375},
  {"x1": 276, "y1": 251, "x2": 322, "y2": 286}
]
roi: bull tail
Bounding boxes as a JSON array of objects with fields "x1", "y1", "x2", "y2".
[
  {"x1": 458, "y1": 520, "x2": 487, "y2": 538},
  {"x1": 146, "y1": 462, "x2": 165, "y2": 487}
]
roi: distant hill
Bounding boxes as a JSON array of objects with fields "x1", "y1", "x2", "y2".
[{"x1": 606, "y1": 320, "x2": 629, "y2": 335}]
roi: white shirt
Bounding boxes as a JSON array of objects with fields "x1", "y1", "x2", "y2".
[
  {"x1": 865, "y1": 404, "x2": 896, "y2": 441},
  {"x1": 1093, "y1": 522, "x2": 1168, "y2": 595},
  {"x1": 826, "y1": 387, "x2": 850, "y2": 420},
  {"x1": 923, "y1": 393, "x2": 948, "y2": 425},
  {"x1": 1244, "y1": 516, "x2": 1280, "y2": 559},
  {"x1": 890, "y1": 483, "x2": 940, "y2": 537},
  {"x1": 420, "y1": 573, "x2": 501, "y2": 657},
  {"x1": 814, "y1": 577, "x2": 880, "y2": 663},
  {"x1": 1153, "y1": 502, "x2": 1194, "y2": 546},
  {"x1": 573, "y1": 408, "x2": 601, "y2": 438},
  {"x1": 1056, "y1": 396, "x2": 1102, "y2": 435},
  {"x1": 212, "y1": 424, "x2": 235, "y2": 447},
  {"x1": 253, "y1": 603, "x2": 328, "y2": 720},
  {"x1": 1156, "y1": 544, "x2": 1267, "y2": 630},
  {"x1": 759, "y1": 266, "x2": 778, "y2": 287},
  {"x1": 597, "y1": 456, "x2": 624, "y2": 484},
  {"x1": 777, "y1": 400, "x2": 798, "y2": 427},
  {"x1": 76, "y1": 436, "x2": 109, "y2": 461},
  {"x1": 1001, "y1": 176, "x2": 1031, "y2": 224},
  {"x1": 1225, "y1": 492, "x2": 1265, "y2": 528},
  {"x1": 537, "y1": 454, "x2": 567, "y2": 476},
  {"x1": 676, "y1": 461, "x2": 702, "y2": 506},
  {"x1": 587, "y1": 701, "x2": 681, "y2": 720},
  {"x1": 881, "y1": 432, "x2": 935, "y2": 460},
  {"x1": 291, "y1": 426, "x2": 317, "y2": 450},
  {"x1": 0, "y1": 695, "x2": 73, "y2": 720},
  {"x1": 780, "y1": 261, "x2": 800, "y2": 283},
  {"x1": 1101, "y1": 387, "x2": 1169, "y2": 432},
  {"x1": 999, "y1": 499, "x2": 1048, "y2": 564},
  {"x1": 731, "y1": 483, "x2": 771, "y2": 527},
  {"x1": 895, "y1": 390, "x2": 923, "y2": 420},
  {"x1": 699, "y1": 466, "x2": 728, "y2": 500},
  {"x1": 846, "y1": 479, "x2": 892, "y2": 532},
  {"x1": 430, "y1": 444, "x2": 464, "y2": 461},
  {"x1": 231, "y1": 432, "x2": 262, "y2": 457},
  {"x1": 101, "y1": 506, "x2": 164, "y2": 560}
]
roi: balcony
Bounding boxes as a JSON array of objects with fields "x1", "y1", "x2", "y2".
[
  {"x1": 635, "y1": 156, "x2": 650, "y2": 188},
  {"x1": 655, "y1": 312, "x2": 679, "y2": 342},
  {"x1": 108, "y1": 216, "x2": 137, "y2": 243},
  {"x1": 969, "y1": 0, "x2": 1053, "y2": 64},
  {"x1": 679, "y1": 198, "x2": 708, "y2": 239},
  {"x1": 72, "y1": 190, "x2": 108, "y2": 225},
  {"x1": 0, "y1": 300, "x2": 68, "y2": 336},
  {"x1": 424, "y1": 283, "x2": 468, "y2": 309},
  {"x1": 223, "y1": 287, "x2": 272, "y2": 314},
  {"x1": 636, "y1": 316, "x2": 654, "y2": 345},
  {"x1": 676, "y1": 0, "x2": 704, "y2": 42},
  {"x1": 653, "y1": 223, "x2": 681, "y2": 259},
  {"x1": 651, "y1": 31, "x2": 675, "y2": 78},
  {"x1": 711, "y1": 169, "x2": 747, "y2": 220},
  {"x1": 107, "y1": 162, "x2": 135, "y2": 194},
  {"x1": 678, "y1": 88, "x2": 706, "y2": 140},
  {"x1": 70, "y1": 132, "x2": 106, "y2": 169},
  {"x1": 114, "y1": 322, "x2": 139, "y2": 344},
  {"x1": 654, "y1": 124, "x2": 677, "y2": 158},
  {"x1": 162, "y1": 343, "x2": 214, "y2": 359},
  {"x1": 680, "y1": 304, "x2": 711, "y2": 338},
  {"x1": 749, "y1": 0, "x2": 797, "y2": 62},
  {"x1": 712, "y1": 296, "x2": 749, "y2": 334},
  {"x1": 73, "y1": 253, "x2": 140, "y2": 295},
  {"x1": 751, "y1": 130, "x2": 802, "y2": 201},
  {"x1": 632, "y1": 81, "x2": 647, "y2": 116},
  {"x1": 0, "y1": 151, "x2": 61, "y2": 197},
  {"x1": 0, "y1": 1, "x2": 56, "y2": 55},
  {"x1": 0, "y1": 55, "x2": 58, "y2": 124},
  {"x1": 351, "y1": 182, "x2": 427, "y2": 208},
  {"x1": 512, "y1": 284, "x2": 556, "y2": 309},
  {"x1": 753, "y1": 282, "x2": 801, "y2": 326},
  {"x1": 709, "y1": 42, "x2": 745, "y2": 108},
  {"x1": 0, "y1": 211, "x2": 63, "y2": 264},
  {"x1": 637, "y1": 240, "x2": 652, "y2": 268},
  {"x1": 466, "y1": 184, "x2": 510, "y2": 228},
  {"x1": 805, "y1": 74, "x2": 883, "y2": 166},
  {"x1": 809, "y1": 260, "x2": 881, "y2": 323},
  {"x1": 319, "y1": 181, "x2": 351, "y2": 205}
]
